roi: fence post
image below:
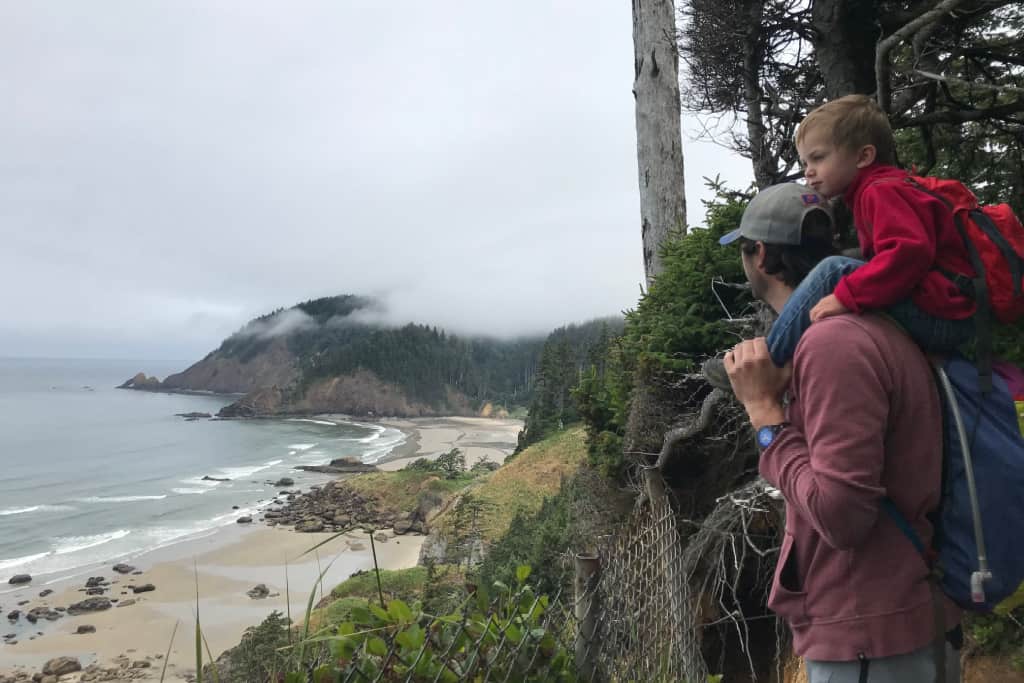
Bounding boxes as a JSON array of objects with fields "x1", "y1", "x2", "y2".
[
  {"x1": 643, "y1": 467, "x2": 686, "y2": 675},
  {"x1": 574, "y1": 553, "x2": 601, "y2": 681}
]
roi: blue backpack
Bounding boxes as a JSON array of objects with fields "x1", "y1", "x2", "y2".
[{"x1": 883, "y1": 353, "x2": 1024, "y2": 611}]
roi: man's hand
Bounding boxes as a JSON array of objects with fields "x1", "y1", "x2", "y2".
[
  {"x1": 724, "y1": 338, "x2": 790, "y2": 429},
  {"x1": 809, "y1": 293, "x2": 849, "y2": 322}
]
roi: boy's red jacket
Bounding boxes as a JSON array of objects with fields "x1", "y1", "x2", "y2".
[{"x1": 835, "y1": 164, "x2": 976, "y2": 320}]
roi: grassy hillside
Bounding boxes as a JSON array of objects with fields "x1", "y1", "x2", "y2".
[{"x1": 441, "y1": 426, "x2": 588, "y2": 543}]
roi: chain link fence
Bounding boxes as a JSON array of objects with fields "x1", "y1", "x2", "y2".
[{"x1": 318, "y1": 473, "x2": 782, "y2": 683}]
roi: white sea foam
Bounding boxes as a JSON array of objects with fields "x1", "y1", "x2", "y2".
[
  {"x1": 288, "y1": 443, "x2": 317, "y2": 451},
  {"x1": 179, "y1": 477, "x2": 223, "y2": 488},
  {"x1": 54, "y1": 529, "x2": 131, "y2": 555},
  {"x1": 0, "y1": 504, "x2": 74, "y2": 516},
  {"x1": 79, "y1": 495, "x2": 167, "y2": 503},
  {"x1": 172, "y1": 487, "x2": 209, "y2": 495},
  {"x1": 359, "y1": 428, "x2": 409, "y2": 464},
  {"x1": 0, "y1": 551, "x2": 50, "y2": 571},
  {"x1": 287, "y1": 418, "x2": 337, "y2": 426},
  {"x1": 217, "y1": 459, "x2": 283, "y2": 479}
]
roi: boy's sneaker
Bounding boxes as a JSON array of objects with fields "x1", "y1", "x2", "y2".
[{"x1": 701, "y1": 356, "x2": 734, "y2": 394}]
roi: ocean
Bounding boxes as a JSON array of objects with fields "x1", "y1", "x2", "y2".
[{"x1": 0, "y1": 358, "x2": 406, "y2": 589}]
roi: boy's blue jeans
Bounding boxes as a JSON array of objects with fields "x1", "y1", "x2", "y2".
[{"x1": 765, "y1": 255, "x2": 975, "y2": 367}]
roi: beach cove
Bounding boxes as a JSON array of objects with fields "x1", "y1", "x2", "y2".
[{"x1": 0, "y1": 415, "x2": 522, "y2": 682}]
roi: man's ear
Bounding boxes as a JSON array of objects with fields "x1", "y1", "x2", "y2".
[
  {"x1": 754, "y1": 241, "x2": 767, "y2": 270},
  {"x1": 855, "y1": 144, "x2": 877, "y2": 168}
]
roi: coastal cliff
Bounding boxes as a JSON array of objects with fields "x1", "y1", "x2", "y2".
[{"x1": 120, "y1": 294, "x2": 543, "y2": 418}]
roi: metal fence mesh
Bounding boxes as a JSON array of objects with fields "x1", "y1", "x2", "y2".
[{"x1": 320, "y1": 472, "x2": 781, "y2": 683}]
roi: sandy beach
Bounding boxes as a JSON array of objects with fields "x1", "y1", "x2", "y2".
[
  {"x1": 0, "y1": 415, "x2": 521, "y2": 682},
  {"x1": 374, "y1": 416, "x2": 523, "y2": 472}
]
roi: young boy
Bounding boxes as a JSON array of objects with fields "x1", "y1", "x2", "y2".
[{"x1": 705, "y1": 95, "x2": 975, "y2": 389}]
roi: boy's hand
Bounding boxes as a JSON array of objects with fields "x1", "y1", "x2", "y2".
[{"x1": 809, "y1": 294, "x2": 849, "y2": 322}]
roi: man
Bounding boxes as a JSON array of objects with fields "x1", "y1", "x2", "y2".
[{"x1": 716, "y1": 183, "x2": 961, "y2": 682}]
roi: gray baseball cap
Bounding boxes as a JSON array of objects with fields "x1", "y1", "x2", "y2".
[{"x1": 719, "y1": 183, "x2": 832, "y2": 246}]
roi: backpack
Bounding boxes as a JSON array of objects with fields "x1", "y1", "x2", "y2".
[
  {"x1": 883, "y1": 353, "x2": 1024, "y2": 611},
  {"x1": 904, "y1": 176, "x2": 1024, "y2": 393},
  {"x1": 908, "y1": 176, "x2": 1024, "y2": 323}
]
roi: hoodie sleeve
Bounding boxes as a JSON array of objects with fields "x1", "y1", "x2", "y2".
[
  {"x1": 833, "y1": 183, "x2": 937, "y2": 313},
  {"x1": 759, "y1": 318, "x2": 890, "y2": 549}
]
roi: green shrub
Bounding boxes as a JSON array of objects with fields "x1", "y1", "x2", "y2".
[
  {"x1": 574, "y1": 188, "x2": 750, "y2": 478},
  {"x1": 316, "y1": 566, "x2": 575, "y2": 682}
]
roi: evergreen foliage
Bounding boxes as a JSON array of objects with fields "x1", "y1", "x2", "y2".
[
  {"x1": 216, "y1": 610, "x2": 293, "y2": 683},
  {"x1": 517, "y1": 318, "x2": 624, "y2": 451},
  {"x1": 574, "y1": 190, "x2": 750, "y2": 477},
  {"x1": 211, "y1": 294, "x2": 547, "y2": 411}
]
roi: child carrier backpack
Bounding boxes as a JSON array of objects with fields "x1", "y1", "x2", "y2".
[
  {"x1": 883, "y1": 354, "x2": 1024, "y2": 612},
  {"x1": 906, "y1": 176, "x2": 1024, "y2": 392}
]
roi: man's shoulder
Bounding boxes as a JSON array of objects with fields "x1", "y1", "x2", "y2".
[{"x1": 797, "y1": 314, "x2": 912, "y2": 358}]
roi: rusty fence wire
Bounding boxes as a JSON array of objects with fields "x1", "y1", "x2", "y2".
[{"x1": 313, "y1": 473, "x2": 780, "y2": 683}]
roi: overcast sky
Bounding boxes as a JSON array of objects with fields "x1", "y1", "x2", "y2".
[{"x1": 1, "y1": 2, "x2": 752, "y2": 362}]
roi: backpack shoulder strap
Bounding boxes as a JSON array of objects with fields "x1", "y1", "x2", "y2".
[{"x1": 881, "y1": 497, "x2": 930, "y2": 558}]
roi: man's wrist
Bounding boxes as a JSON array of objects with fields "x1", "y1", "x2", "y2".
[{"x1": 744, "y1": 400, "x2": 787, "y2": 430}]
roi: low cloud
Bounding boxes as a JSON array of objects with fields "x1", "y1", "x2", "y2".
[{"x1": 237, "y1": 309, "x2": 317, "y2": 339}]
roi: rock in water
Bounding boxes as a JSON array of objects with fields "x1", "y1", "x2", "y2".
[
  {"x1": 246, "y1": 584, "x2": 270, "y2": 599},
  {"x1": 43, "y1": 656, "x2": 82, "y2": 676},
  {"x1": 273, "y1": 477, "x2": 295, "y2": 487},
  {"x1": 7, "y1": 574, "x2": 31, "y2": 585},
  {"x1": 118, "y1": 373, "x2": 162, "y2": 390},
  {"x1": 236, "y1": 516, "x2": 253, "y2": 524},
  {"x1": 112, "y1": 563, "x2": 136, "y2": 574},
  {"x1": 131, "y1": 583, "x2": 155, "y2": 594}
]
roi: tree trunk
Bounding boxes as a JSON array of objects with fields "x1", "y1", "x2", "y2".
[
  {"x1": 740, "y1": 0, "x2": 775, "y2": 189},
  {"x1": 632, "y1": 0, "x2": 687, "y2": 286},
  {"x1": 811, "y1": 0, "x2": 879, "y2": 98}
]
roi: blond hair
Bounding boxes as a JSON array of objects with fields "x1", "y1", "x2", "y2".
[{"x1": 796, "y1": 95, "x2": 896, "y2": 166}]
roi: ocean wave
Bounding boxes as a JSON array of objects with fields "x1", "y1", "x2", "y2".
[
  {"x1": 0, "y1": 504, "x2": 75, "y2": 516},
  {"x1": 288, "y1": 443, "x2": 317, "y2": 451},
  {"x1": 0, "y1": 529, "x2": 135, "y2": 575},
  {"x1": 79, "y1": 495, "x2": 167, "y2": 503},
  {"x1": 359, "y1": 429, "x2": 409, "y2": 464},
  {"x1": 172, "y1": 487, "x2": 208, "y2": 495},
  {"x1": 179, "y1": 477, "x2": 223, "y2": 488},
  {"x1": 287, "y1": 418, "x2": 337, "y2": 426},
  {"x1": 55, "y1": 529, "x2": 131, "y2": 555},
  {"x1": 217, "y1": 460, "x2": 283, "y2": 479},
  {"x1": 0, "y1": 551, "x2": 50, "y2": 571}
]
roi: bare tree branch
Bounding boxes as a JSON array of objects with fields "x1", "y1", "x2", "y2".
[{"x1": 876, "y1": 0, "x2": 971, "y2": 114}]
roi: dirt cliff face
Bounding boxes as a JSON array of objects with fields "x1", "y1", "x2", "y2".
[
  {"x1": 216, "y1": 368, "x2": 477, "y2": 418},
  {"x1": 161, "y1": 338, "x2": 299, "y2": 394}
]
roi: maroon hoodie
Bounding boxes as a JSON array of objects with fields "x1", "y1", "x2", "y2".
[{"x1": 759, "y1": 312, "x2": 961, "y2": 661}]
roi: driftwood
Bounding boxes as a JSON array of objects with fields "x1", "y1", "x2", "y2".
[{"x1": 650, "y1": 385, "x2": 731, "y2": 471}]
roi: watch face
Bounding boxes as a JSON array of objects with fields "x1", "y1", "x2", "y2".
[{"x1": 757, "y1": 426, "x2": 776, "y2": 448}]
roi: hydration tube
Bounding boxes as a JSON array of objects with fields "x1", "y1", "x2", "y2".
[{"x1": 934, "y1": 362, "x2": 992, "y2": 603}]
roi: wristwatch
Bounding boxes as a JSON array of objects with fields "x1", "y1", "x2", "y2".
[{"x1": 756, "y1": 423, "x2": 790, "y2": 451}]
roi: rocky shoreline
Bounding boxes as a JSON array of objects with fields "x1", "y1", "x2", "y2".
[
  {"x1": 0, "y1": 416, "x2": 521, "y2": 682},
  {"x1": 257, "y1": 478, "x2": 428, "y2": 536},
  {"x1": 2, "y1": 564, "x2": 163, "y2": 683}
]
